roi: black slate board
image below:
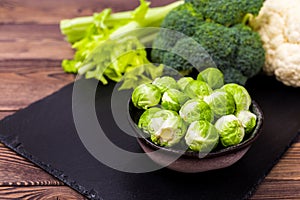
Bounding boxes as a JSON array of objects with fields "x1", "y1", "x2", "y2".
[{"x1": 0, "y1": 75, "x2": 299, "y2": 200}]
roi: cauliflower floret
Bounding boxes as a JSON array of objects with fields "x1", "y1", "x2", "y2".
[
  {"x1": 274, "y1": 44, "x2": 300, "y2": 87},
  {"x1": 252, "y1": 0, "x2": 300, "y2": 87}
]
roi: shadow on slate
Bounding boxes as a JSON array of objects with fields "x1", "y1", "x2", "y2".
[{"x1": 0, "y1": 75, "x2": 299, "y2": 200}]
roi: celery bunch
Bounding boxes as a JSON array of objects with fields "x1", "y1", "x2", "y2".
[{"x1": 60, "y1": 0, "x2": 183, "y2": 86}]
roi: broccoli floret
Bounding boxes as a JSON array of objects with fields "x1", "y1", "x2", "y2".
[
  {"x1": 222, "y1": 67, "x2": 247, "y2": 85},
  {"x1": 192, "y1": 23, "x2": 237, "y2": 69},
  {"x1": 232, "y1": 24, "x2": 265, "y2": 78},
  {"x1": 151, "y1": 1, "x2": 265, "y2": 85},
  {"x1": 185, "y1": 0, "x2": 264, "y2": 26},
  {"x1": 161, "y1": 3, "x2": 204, "y2": 36},
  {"x1": 162, "y1": 37, "x2": 216, "y2": 73},
  {"x1": 151, "y1": 3, "x2": 204, "y2": 63},
  {"x1": 202, "y1": 1, "x2": 245, "y2": 27},
  {"x1": 242, "y1": 0, "x2": 264, "y2": 16}
]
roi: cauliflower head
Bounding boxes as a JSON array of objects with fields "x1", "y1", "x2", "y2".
[{"x1": 252, "y1": 0, "x2": 300, "y2": 87}]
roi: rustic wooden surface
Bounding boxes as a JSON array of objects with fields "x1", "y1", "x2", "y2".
[{"x1": 0, "y1": 0, "x2": 299, "y2": 199}]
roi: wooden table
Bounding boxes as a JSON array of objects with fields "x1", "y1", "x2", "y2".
[{"x1": 0, "y1": 0, "x2": 299, "y2": 199}]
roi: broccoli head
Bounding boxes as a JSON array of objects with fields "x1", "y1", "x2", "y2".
[
  {"x1": 186, "y1": 0, "x2": 264, "y2": 27},
  {"x1": 151, "y1": 1, "x2": 265, "y2": 85},
  {"x1": 162, "y1": 37, "x2": 216, "y2": 73},
  {"x1": 192, "y1": 23, "x2": 237, "y2": 69},
  {"x1": 232, "y1": 24, "x2": 265, "y2": 79},
  {"x1": 151, "y1": 3, "x2": 204, "y2": 64}
]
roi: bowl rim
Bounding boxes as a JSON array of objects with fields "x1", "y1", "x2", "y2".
[{"x1": 128, "y1": 99, "x2": 263, "y2": 159}]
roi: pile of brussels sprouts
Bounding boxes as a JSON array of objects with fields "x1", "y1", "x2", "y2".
[{"x1": 131, "y1": 68, "x2": 257, "y2": 153}]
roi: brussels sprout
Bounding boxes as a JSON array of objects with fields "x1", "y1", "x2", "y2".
[
  {"x1": 236, "y1": 110, "x2": 257, "y2": 134},
  {"x1": 138, "y1": 107, "x2": 162, "y2": 134},
  {"x1": 177, "y1": 77, "x2": 194, "y2": 91},
  {"x1": 215, "y1": 115, "x2": 245, "y2": 147},
  {"x1": 148, "y1": 110, "x2": 187, "y2": 147},
  {"x1": 221, "y1": 83, "x2": 251, "y2": 113},
  {"x1": 152, "y1": 76, "x2": 179, "y2": 92},
  {"x1": 132, "y1": 83, "x2": 161, "y2": 109},
  {"x1": 161, "y1": 89, "x2": 190, "y2": 111},
  {"x1": 184, "y1": 80, "x2": 213, "y2": 99},
  {"x1": 179, "y1": 99, "x2": 213, "y2": 123},
  {"x1": 185, "y1": 120, "x2": 219, "y2": 153},
  {"x1": 204, "y1": 90, "x2": 236, "y2": 118},
  {"x1": 197, "y1": 68, "x2": 224, "y2": 89}
]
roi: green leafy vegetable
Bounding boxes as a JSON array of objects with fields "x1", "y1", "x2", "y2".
[
  {"x1": 60, "y1": 0, "x2": 183, "y2": 86},
  {"x1": 138, "y1": 107, "x2": 162, "y2": 134},
  {"x1": 185, "y1": 120, "x2": 219, "y2": 152},
  {"x1": 161, "y1": 89, "x2": 190, "y2": 111},
  {"x1": 179, "y1": 99, "x2": 213, "y2": 123},
  {"x1": 215, "y1": 115, "x2": 245, "y2": 147},
  {"x1": 148, "y1": 110, "x2": 187, "y2": 147},
  {"x1": 131, "y1": 83, "x2": 161, "y2": 109}
]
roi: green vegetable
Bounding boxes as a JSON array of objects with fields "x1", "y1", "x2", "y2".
[
  {"x1": 151, "y1": 3, "x2": 204, "y2": 65},
  {"x1": 138, "y1": 107, "x2": 162, "y2": 134},
  {"x1": 186, "y1": 0, "x2": 263, "y2": 26},
  {"x1": 185, "y1": 120, "x2": 219, "y2": 153},
  {"x1": 161, "y1": 89, "x2": 190, "y2": 111},
  {"x1": 221, "y1": 83, "x2": 251, "y2": 113},
  {"x1": 179, "y1": 99, "x2": 213, "y2": 123},
  {"x1": 131, "y1": 83, "x2": 161, "y2": 109},
  {"x1": 197, "y1": 68, "x2": 224, "y2": 89},
  {"x1": 184, "y1": 80, "x2": 212, "y2": 99},
  {"x1": 60, "y1": 0, "x2": 183, "y2": 84},
  {"x1": 152, "y1": 76, "x2": 179, "y2": 92},
  {"x1": 236, "y1": 110, "x2": 257, "y2": 134},
  {"x1": 151, "y1": 0, "x2": 265, "y2": 85},
  {"x1": 204, "y1": 90, "x2": 236, "y2": 119},
  {"x1": 162, "y1": 37, "x2": 216, "y2": 74},
  {"x1": 215, "y1": 115, "x2": 245, "y2": 147},
  {"x1": 177, "y1": 77, "x2": 194, "y2": 91},
  {"x1": 148, "y1": 110, "x2": 187, "y2": 147}
]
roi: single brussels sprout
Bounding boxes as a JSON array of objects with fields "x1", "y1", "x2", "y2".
[
  {"x1": 152, "y1": 76, "x2": 179, "y2": 92},
  {"x1": 131, "y1": 83, "x2": 161, "y2": 109},
  {"x1": 236, "y1": 110, "x2": 257, "y2": 134},
  {"x1": 177, "y1": 77, "x2": 194, "y2": 91},
  {"x1": 185, "y1": 120, "x2": 219, "y2": 153},
  {"x1": 184, "y1": 80, "x2": 213, "y2": 99},
  {"x1": 179, "y1": 99, "x2": 213, "y2": 123},
  {"x1": 221, "y1": 83, "x2": 251, "y2": 113},
  {"x1": 197, "y1": 68, "x2": 224, "y2": 89},
  {"x1": 138, "y1": 107, "x2": 162, "y2": 134},
  {"x1": 215, "y1": 115, "x2": 245, "y2": 147},
  {"x1": 161, "y1": 89, "x2": 190, "y2": 111},
  {"x1": 204, "y1": 90, "x2": 236, "y2": 118},
  {"x1": 148, "y1": 110, "x2": 187, "y2": 147}
]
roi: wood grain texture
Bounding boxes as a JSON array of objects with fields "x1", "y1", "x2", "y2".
[
  {"x1": 0, "y1": 143, "x2": 62, "y2": 186},
  {"x1": 0, "y1": 186, "x2": 86, "y2": 200},
  {"x1": 0, "y1": 0, "x2": 299, "y2": 199},
  {"x1": 0, "y1": 0, "x2": 175, "y2": 24},
  {"x1": 0, "y1": 24, "x2": 74, "y2": 60},
  {"x1": 0, "y1": 60, "x2": 74, "y2": 110},
  {"x1": 0, "y1": 111, "x2": 15, "y2": 120}
]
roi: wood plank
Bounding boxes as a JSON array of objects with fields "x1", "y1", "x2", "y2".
[
  {"x1": 0, "y1": 112, "x2": 15, "y2": 120},
  {"x1": 267, "y1": 141, "x2": 300, "y2": 181},
  {"x1": 0, "y1": 60, "x2": 74, "y2": 110},
  {"x1": 0, "y1": 0, "x2": 175, "y2": 24},
  {"x1": 0, "y1": 143, "x2": 62, "y2": 186},
  {"x1": 252, "y1": 180, "x2": 300, "y2": 199},
  {"x1": 0, "y1": 186, "x2": 86, "y2": 199},
  {"x1": 0, "y1": 24, "x2": 74, "y2": 60}
]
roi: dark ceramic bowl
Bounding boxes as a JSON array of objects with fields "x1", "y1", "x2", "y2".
[{"x1": 128, "y1": 100, "x2": 263, "y2": 173}]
